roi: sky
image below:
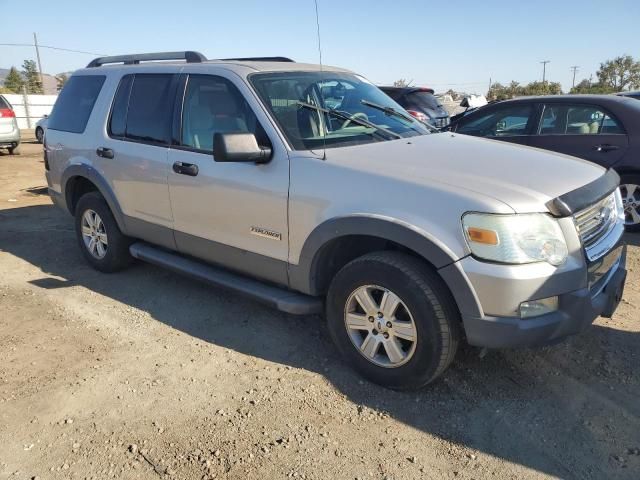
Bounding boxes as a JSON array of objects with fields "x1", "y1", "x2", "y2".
[{"x1": 1, "y1": 0, "x2": 639, "y2": 94}]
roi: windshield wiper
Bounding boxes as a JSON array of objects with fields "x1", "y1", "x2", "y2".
[
  {"x1": 360, "y1": 100, "x2": 439, "y2": 132},
  {"x1": 297, "y1": 101, "x2": 401, "y2": 140}
]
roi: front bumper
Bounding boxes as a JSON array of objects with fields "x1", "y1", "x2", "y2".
[{"x1": 461, "y1": 244, "x2": 627, "y2": 348}]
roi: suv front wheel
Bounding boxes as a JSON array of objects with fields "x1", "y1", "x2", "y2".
[
  {"x1": 326, "y1": 251, "x2": 460, "y2": 390},
  {"x1": 74, "y1": 192, "x2": 133, "y2": 272}
]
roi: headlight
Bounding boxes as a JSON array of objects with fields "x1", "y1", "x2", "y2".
[
  {"x1": 614, "y1": 188, "x2": 625, "y2": 222},
  {"x1": 462, "y1": 213, "x2": 568, "y2": 266}
]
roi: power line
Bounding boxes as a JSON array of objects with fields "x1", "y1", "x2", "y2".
[{"x1": 0, "y1": 43, "x2": 106, "y2": 56}]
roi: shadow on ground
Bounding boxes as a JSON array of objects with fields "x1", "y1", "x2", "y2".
[{"x1": 1, "y1": 204, "x2": 639, "y2": 479}]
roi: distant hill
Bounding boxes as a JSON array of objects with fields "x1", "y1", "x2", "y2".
[{"x1": 0, "y1": 68, "x2": 73, "y2": 95}]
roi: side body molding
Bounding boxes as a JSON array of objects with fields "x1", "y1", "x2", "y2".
[{"x1": 289, "y1": 215, "x2": 483, "y2": 319}]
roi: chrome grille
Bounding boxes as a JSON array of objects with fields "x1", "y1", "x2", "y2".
[{"x1": 574, "y1": 192, "x2": 618, "y2": 250}]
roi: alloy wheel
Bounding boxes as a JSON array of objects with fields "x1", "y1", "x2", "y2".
[
  {"x1": 621, "y1": 184, "x2": 640, "y2": 226},
  {"x1": 344, "y1": 285, "x2": 418, "y2": 368},
  {"x1": 81, "y1": 209, "x2": 108, "y2": 259}
]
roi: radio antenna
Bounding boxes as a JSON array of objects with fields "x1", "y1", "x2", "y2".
[{"x1": 314, "y1": 0, "x2": 327, "y2": 159}]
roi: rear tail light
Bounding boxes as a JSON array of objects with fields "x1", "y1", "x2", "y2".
[
  {"x1": 406, "y1": 109, "x2": 430, "y2": 124},
  {"x1": 0, "y1": 108, "x2": 16, "y2": 118}
]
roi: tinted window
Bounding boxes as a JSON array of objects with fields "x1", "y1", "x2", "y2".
[
  {"x1": 108, "y1": 75, "x2": 133, "y2": 138},
  {"x1": 125, "y1": 74, "x2": 175, "y2": 144},
  {"x1": 48, "y1": 75, "x2": 105, "y2": 133},
  {"x1": 0, "y1": 96, "x2": 10, "y2": 109},
  {"x1": 181, "y1": 75, "x2": 268, "y2": 152},
  {"x1": 457, "y1": 104, "x2": 533, "y2": 137},
  {"x1": 405, "y1": 91, "x2": 441, "y2": 110},
  {"x1": 538, "y1": 104, "x2": 625, "y2": 135}
]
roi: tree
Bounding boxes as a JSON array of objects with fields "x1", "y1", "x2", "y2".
[
  {"x1": 570, "y1": 78, "x2": 615, "y2": 94},
  {"x1": 596, "y1": 55, "x2": 640, "y2": 92},
  {"x1": 393, "y1": 78, "x2": 408, "y2": 88},
  {"x1": 3, "y1": 67, "x2": 24, "y2": 93},
  {"x1": 22, "y1": 59, "x2": 43, "y2": 94},
  {"x1": 55, "y1": 73, "x2": 68, "y2": 92},
  {"x1": 488, "y1": 80, "x2": 563, "y2": 100}
]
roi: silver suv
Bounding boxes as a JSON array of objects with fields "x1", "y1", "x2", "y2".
[{"x1": 45, "y1": 52, "x2": 627, "y2": 389}]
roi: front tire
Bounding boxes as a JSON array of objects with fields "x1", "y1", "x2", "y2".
[
  {"x1": 620, "y1": 174, "x2": 640, "y2": 232},
  {"x1": 36, "y1": 127, "x2": 44, "y2": 143},
  {"x1": 326, "y1": 251, "x2": 460, "y2": 390},
  {"x1": 74, "y1": 192, "x2": 133, "y2": 272},
  {"x1": 8, "y1": 144, "x2": 20, "y2": 155}
]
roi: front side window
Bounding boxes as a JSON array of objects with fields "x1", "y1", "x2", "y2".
[
  {"x1": 48, "y1": 75, "x2": 105, "y2": 134},
  {"x1": 250, "y1": 72, "x2": 430, "y2": 150},
  {"x1": 457, "y1": 104, "x2": 533, "y2": 137},
  {"x1": 538, "y1": 104, "x2": 624, "y2": 135},
  {"x1": 180, "y1": 75, "x2": 267, "y2": 152}
]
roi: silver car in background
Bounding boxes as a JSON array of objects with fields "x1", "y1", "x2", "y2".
[{"x1": 0, "y1": 95, "x2": 20, "y2": 154}]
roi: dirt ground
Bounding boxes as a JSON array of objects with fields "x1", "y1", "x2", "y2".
[{"x1": 0, "y1": 141, "x2": 638, "y2": 480}]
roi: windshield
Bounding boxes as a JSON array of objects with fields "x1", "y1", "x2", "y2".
[{"x1": 250, "y1": 72, "x2": 430, "y2": 150}]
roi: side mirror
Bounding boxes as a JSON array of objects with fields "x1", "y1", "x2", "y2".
[
  {"x1": 459, "y1": 97, "x2": 470, "y2": 108},
  {"x1": 213, "y1": 132, "x2": 272, "y2": 163}
]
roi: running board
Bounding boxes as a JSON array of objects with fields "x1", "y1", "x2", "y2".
[{"x1": 129, "y1": 242, "x2": 323, "y2": 315}]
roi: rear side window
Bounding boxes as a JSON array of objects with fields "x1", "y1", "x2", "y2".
[
  {"x1": 48, "y1": 75, "x2": 105, "y2": 133},
  {"x1": 125, "y1": 74, "x2": 175, "y2": 144},
  {"x1": 108, "y1": 75, "x2": 133, "y2": 137},
  {"x1": 405, "y1": 91, "x2": 441, "y2": 110},
  {"x1": 538, "y1": 104, "x2": 625, "y2": 135}
]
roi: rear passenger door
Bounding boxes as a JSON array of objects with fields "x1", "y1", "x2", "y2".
[
  {"x1": 528, "y1": 103, "x2": 629, "y2": 167},
  {"x1": 454, "y1": 103, "x2": 536, "y2": 146},
  {"x1": 167, "y1": 73, "x2": 290, "y2": 286},
  {"x1": 101, "y1": 73, "x2": 179, "y2": 249}
]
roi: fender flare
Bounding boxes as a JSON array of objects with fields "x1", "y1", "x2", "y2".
[
  {"x1": 61, "y1": 164, "x2": 127, "y2": 231},
  {"x1": 289, "y1": 215, "x2": 482, "y2": 318}
]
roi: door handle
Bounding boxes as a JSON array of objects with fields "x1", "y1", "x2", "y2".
[
  {"x1": 96, "y1": 147, "x2": 114, "y2": 159},
  {"x1": 172, "y1": 161, "x2": 199, "y2": 177},
  {"x1": 594, "y1": 144, "x2": 619, "y2": 152}
]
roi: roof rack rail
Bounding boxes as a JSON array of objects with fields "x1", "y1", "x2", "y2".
[
  {"x1": 220, "y1": 56, "x2": 294, "y2": 63},
  {"x1": 86, "y1": 51, "x2": 207, "y2": 68}
]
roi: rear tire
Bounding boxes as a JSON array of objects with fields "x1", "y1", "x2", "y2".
[
  {"x1": 74, "y1": 192, "x2": 133, "y2": 272},
  {"x1": 326, "y1": 251, "x2": 460, "y2": 390},
  {"x1": 8, "y1": 144, "x2": 20, "y2": 155},
  {"x1": 620, "y1": 174, "x2": 640, "y2": 232}
]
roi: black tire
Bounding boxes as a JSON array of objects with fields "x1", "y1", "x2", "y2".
[
  {"x1": 620, "y1": 174, "x2": 640, "y2": 232},
  {"x1": 74, "y1": 191, "x2": 133, "y2": 272},
  {"x1": 36, "y1": 127, "x2": 44, "y2": 144},
  {"x1": 326, "y1": 251, "x2": 460, "y2": 390},
  {"x1": 8, "y1": 144, "x2": 20, "y2": 155}
]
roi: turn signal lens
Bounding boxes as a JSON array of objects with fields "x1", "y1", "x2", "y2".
[{"x1": 466, "y1": 227, "x2": 499, "y2": 245}]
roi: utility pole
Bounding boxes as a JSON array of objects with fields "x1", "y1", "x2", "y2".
[
  {"x1": 540, "y1": 60, "x2": 550, "y2": 83},
  {"x1": 33, "y1": 32, "x2": 44, "y2": 88},
  {"x1": 570, "y1": 66, "x2": 579, "y2": 88},
  {"x1": 488, "y1": 77, "x2": 492, "y2": 95}
]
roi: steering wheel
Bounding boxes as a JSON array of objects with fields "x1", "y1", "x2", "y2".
[{"x1": 341, "y1": 112, "x2": 369, "y2": 128}]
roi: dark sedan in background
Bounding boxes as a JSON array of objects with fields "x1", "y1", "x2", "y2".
[
  {"x1": 449, "y1": 95, "x2": 640, "y2": 230},
  {"x1": 379, "y1": 86, "x2": 450, "y2": 128}
]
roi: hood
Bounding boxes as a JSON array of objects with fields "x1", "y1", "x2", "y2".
[{"x1": 324, "y1": 133, "x2": 606, "y2": 214}]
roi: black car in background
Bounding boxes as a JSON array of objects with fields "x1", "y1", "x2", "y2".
[
  {"x1": 617, "y1": 91, "x2": 640, "y2": 100},
  {"x1": 449, "y1": 95, "x2": 640, "y2": 230},
  {"x1": 379, "y1": 86, "x2": 450, "y2": 128}
]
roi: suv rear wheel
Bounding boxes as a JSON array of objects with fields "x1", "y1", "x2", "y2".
[
  {"x1": 326, "y1": 251, "x2": 460, "y2": 390},
  {"x1": 8, "y1": 145, "x2": 20, "y2": 155},
  {"x1": 74, "y1": 192, "x2": 133, "y2": 272}
]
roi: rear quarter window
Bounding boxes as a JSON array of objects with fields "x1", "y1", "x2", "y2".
[
  {"x1": 0, "y1": 96, "x2": 10, "y2": 109},
  {"x1": 48, "y1": 75, "x2": 106, "y2": 133}
]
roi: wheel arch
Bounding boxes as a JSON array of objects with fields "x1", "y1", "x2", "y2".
[
  {"x1": 289, "y1": 215, "x2": 482, "y2": 318},
  {"x1": 61, "y1": 165, "x2": 126, "y2": 232}
]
